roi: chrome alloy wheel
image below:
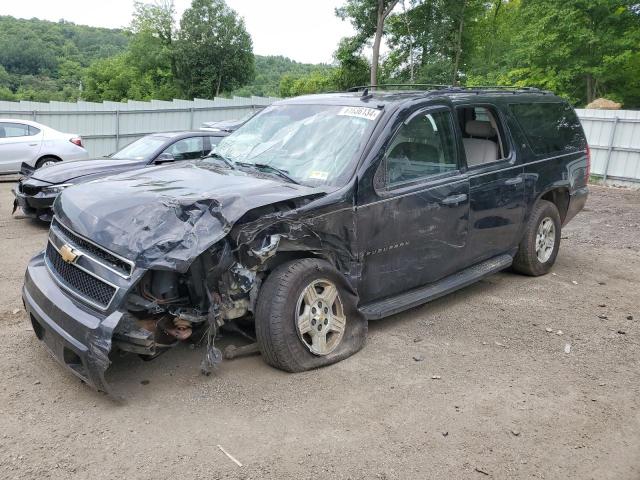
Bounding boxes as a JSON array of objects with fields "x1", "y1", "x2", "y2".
[
  {"x1": 535, "y1": 217, "x2": 556, "y2": 263},
  {"x1": 295, "y1": 279, "x2": 346, "y2": 356}
]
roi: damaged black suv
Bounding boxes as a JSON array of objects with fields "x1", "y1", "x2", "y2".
[{"x1": 22, "y1": 86, "x2": 589, "y2": 394}]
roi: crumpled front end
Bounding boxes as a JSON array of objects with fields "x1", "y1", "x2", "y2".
[
  {"x1": 22, "y1": 165, "x2": 353, "y2": 396},
  {"x1": 23, "y1": 252, "x2": 122, "y2": 393}
]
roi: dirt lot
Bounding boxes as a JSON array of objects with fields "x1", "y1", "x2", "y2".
[{"x1": 1, "y1": 180, "x2": 639, "y2": 480}]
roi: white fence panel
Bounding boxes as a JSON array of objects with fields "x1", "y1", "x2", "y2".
[
  {"x1": 0, "y1": 96, "x2": 279, "y2": 158},
  {"x1": 576, "y1": 109, "x2": 640, "y2": 183},
  {"x1": 2, "y1": 98, "x2": 636, "y2": 183}
]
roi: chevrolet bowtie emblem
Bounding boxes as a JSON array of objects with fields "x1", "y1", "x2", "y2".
[{"x1": 59, "y1": 244, "x2": 80, "y2": 264}]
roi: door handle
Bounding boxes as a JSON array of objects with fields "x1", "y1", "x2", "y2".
[
  {"x1": 441, "y1": 193, "x2": 468, "y2": 206},
  {"x1": 505, "y1": 176, "x2": 523, "y2": 186},
  {"x1": 29, "y1": 143, "x2": 38, "y2": 147}
]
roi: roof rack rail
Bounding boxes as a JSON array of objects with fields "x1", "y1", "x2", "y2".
[
  {"x1": 348, "y1": 84, "x2": 546, "y2": 94},
  {"x1": 348, "y1": 84, "x2": 452, "y2": 92}
]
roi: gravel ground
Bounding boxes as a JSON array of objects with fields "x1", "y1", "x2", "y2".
[{"x1": 1, "y1": 180, "x2": 639, "y2": 480}]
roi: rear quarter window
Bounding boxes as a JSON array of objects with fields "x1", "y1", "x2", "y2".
[{"x1": 510, "y1": 102, "x2": 585, "y2": 155}]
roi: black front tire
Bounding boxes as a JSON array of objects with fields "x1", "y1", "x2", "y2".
[
  {"x1": 255, "y1": 258, "x2": 367, "y2": 372},
  {"x1": 513, "y1": 199, "x2": 562, "y2": 276}
]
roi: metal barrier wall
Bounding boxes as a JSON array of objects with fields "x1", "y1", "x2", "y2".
[
  {"x1": 0, "y1": 96, "x2": 278, "y2": 157},
  {"x1": 1, "y1": 98, "x2": 638, "y2": 183},
  {"x1": 576, "y1": 109, "x2": 640, "y2": 184}
]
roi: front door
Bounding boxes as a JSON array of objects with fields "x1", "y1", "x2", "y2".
[{"x1": 356, "y1": 105, "x2": 470, "y2": 303}]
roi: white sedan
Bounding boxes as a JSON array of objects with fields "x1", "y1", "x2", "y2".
[{"x1": 0, "y1": 119, "x2": 89, "y2": 174}]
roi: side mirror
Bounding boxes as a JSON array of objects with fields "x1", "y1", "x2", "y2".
[{"x1": 155, "y1": 152, "x2": 175, "y2": 164}]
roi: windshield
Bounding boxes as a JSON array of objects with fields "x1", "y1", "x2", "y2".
[
  {"x1": 210, "y1": 104, "x2": 380, "y2": 186},
  {"x1": 111, "y1": 136, "x2": 167, "y2": 160}
]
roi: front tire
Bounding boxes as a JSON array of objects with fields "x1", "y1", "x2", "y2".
[
  {"x1": 513, "y1": 200, "x2": 561, "y2": 276},
  {"x1": 255, "y1": 258, "x2": 367, "y2": 372}
]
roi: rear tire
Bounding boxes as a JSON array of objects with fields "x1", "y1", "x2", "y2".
[
  {"x1": 255, "y1": 258, "x2": 367, "y2": 372},
  {"x1": 513, "y1": 200, "x2": 561, "y2": 276},
  {"x1": 35, "y1": 156, "x2": 60, "y2": 169}
]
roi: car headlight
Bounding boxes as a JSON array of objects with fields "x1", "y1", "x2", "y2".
[{"x1": 42, "y1": 184, "x2": 73, "y2": 194}]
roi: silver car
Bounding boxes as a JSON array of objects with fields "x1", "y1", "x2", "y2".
[{"x1": 0, "y1": 119, "x2": 89, "y2": 174}]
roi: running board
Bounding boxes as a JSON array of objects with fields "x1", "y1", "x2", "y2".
[{"x1": 359, "y1": 254, "x2": 513, "y2": 320}]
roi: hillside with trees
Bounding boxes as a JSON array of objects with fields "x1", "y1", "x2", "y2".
[
  {"x1": 1, "y1": 0, "x2": 639, "y2": 108},
  {"x1": 0, "y1": 15, "x2": 129, "y2": 101}
]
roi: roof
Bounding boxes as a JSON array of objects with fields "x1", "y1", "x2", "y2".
[{"x1": 277, "y1": 86, "x2": 564, "y2": 108}]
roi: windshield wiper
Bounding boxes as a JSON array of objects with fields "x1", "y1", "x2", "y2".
[
  {"x1": 203, "y1": 152, "x2": 236, "y2": 169},
  {"x1": 237, "y1": 162, "x2": 300, "y2": 185}
]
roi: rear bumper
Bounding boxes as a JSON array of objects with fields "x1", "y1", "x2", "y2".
[
  {"x1": 563, "y1": 186, "x2": 589, "y2": 226},
  {"x1": 23, "y1": 252, "x2": 122, "y2": 394}
]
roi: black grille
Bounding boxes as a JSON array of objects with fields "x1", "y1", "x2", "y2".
[
  {"x1": 21, "y1": 183, "x2": 40, "y2": 196},
  {"x1": 46, "y1": 242, "x2": 116, "y2": 308},
  {"x1": 52, "y1": 219, "x2": 133, "y2": 276}
]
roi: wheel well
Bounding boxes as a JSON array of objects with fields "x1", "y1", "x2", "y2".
[
  {"x1": 36, "y1": 155, "x2": 62, "y2": 167},
  {"x1": 264, "y1": 250, "x2": 324, "y2": 274},
  {"x1": 540, "y1": 188, "x2": 570, "y2": 223}
]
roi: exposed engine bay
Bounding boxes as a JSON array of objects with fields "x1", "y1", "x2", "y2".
[{"x1": 113, "y1": 230, "x2": 287, "y2": 372}]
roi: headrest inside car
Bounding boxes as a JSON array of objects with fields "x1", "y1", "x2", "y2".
[{"x1": 466, "y1": 120, "x2": 495, "y2": 138}]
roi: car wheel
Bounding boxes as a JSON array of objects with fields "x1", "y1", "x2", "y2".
[
  {"x1": 35, "y1": 156, "x2": 60, "y2": 169},
  {"x1": 513, "y1": 199, "x2": 562, "y2": 276},
  {"x1": 255, "y1": 258, "x2": 367, "y2": 372}
]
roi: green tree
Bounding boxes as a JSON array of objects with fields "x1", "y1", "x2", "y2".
[
  {"x1": 463, "y1": 0, "x2": 640, "y2": 107},
  {"x1": 336, "y1": 0, "x2": 399, "y2": 85},
  {"x1": 175, "y1": 0, "x2": 254, "y2": 97}
]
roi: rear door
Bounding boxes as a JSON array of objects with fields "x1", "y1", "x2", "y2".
[
  {"x1": 0, "y1": 122, "x2": 43, "y2": 173},
  {"x1": 457, "y1": 104, "x2": 525, "y2": 264},
  {"x1": 357, "y1": 104, "x2": 470, "y2": 303}
]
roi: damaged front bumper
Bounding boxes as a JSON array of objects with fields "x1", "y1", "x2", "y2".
[{"x1": 23, "y1": 252, "x2": 122, "y2": 394}]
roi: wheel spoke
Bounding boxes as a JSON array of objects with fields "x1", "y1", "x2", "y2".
[
  {"x1": 303, "y1": 284, "x2": 319, "y2": 306},
  {"x1": 297, "y1": 307, "x2": 312, "y2": 334},
  {"x1": 330, "y1": 314, "x2": 346, "y2": 334},
  {"x1": 312, "y1": 331, "x2": 327, "y2": 352},
  {"x1": 321, "y1": 284, "x2": 338, "y2": 305}
]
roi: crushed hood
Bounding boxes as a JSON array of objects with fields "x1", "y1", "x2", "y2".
[
  {"x1": 54, "y1": 162, "x2": 324, "y2": 272},
  {"x1": 31, "y1": 158, "x2": 148, "y2": 184}
]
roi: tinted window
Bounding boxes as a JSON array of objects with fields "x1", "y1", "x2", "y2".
[
  {"x1": 203, "y1": 136, "x2": 224, "y2": 156},
  {"x1": 385, "y1": 109, "x2": 458, "y2": 186},
  {"x1": 209, "y1": 136, "x2": 224, "y2": 147},
  {"x1": 510, "y1": 102, "x2": 585, "y2": 155},
  {"x1": 0, "y1": 122, "x2": 30, "y2": 138},
  {"x1": 163, "y1": 137, "x2": 204, "y2": 160},
  {"x1": 457, "y1": 105, "x2": 510, "y2": 167},
  {"x1": 111, "y1": 136, "x2": 167, "y2": 160},
  {"x1": 28, "y1": 125, "x2": 41, "y2": 136}
]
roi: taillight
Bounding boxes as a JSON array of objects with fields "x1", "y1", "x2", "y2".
[
  {"x1": 70, "y1": 137, "x2": 83, "y2": 148},
  {"x1": 585, "y1": 144, "x2": 591, "y2": 183}
]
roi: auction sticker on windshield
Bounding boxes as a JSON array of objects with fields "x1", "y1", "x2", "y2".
[
  {"x1": 338, "y1": 106, "x2": 381, "y2": 121},
  {"x1": 308, "y1": 170, "x2": 329, "y2": 181}
]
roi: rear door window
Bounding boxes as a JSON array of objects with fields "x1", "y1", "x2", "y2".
[
  {"x1": 0, "y1": 122, "x2": 30, "y2": 138},
  {"x1": 456, "y1": 105, "x2": 510, "y2": 167},
  {"x1": 510, "y1": 102, "x2": 585, "y2": 155}
]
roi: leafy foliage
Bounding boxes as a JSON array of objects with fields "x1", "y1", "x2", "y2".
[{"x1": 175, "y1": 0, "x2": 254, "y2": 98}]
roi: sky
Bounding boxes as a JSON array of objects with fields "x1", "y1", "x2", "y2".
[{"x1": 0, "y1": 0, "x2": 356, "y2": 64}]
